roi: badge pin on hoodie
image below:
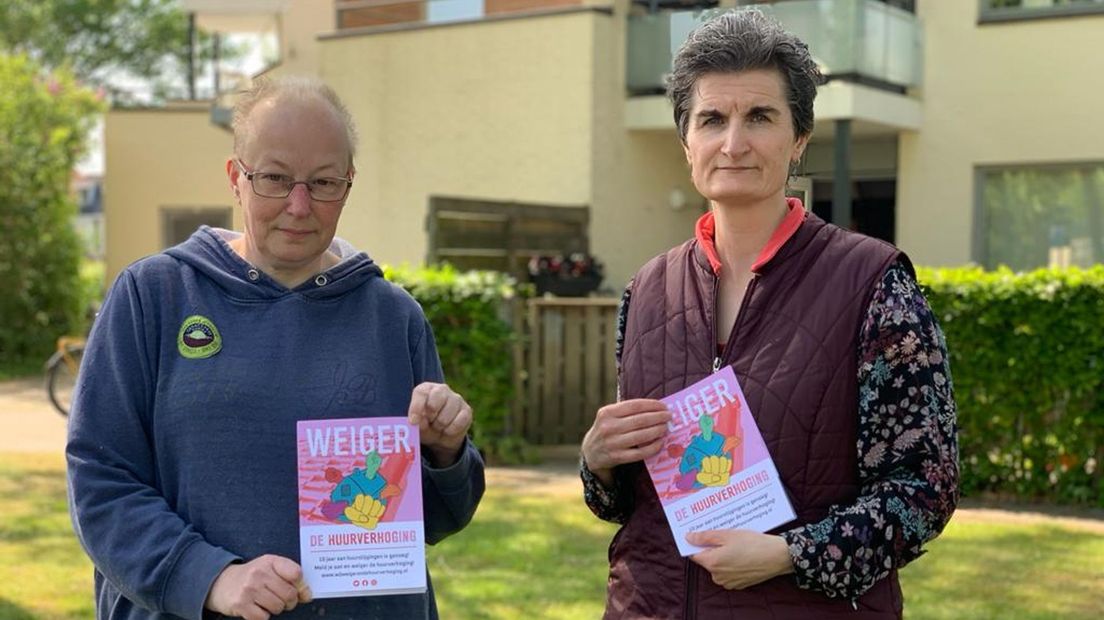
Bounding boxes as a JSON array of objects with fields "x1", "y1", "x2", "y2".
[{"x1": 177, "y1": 315, "x2": 223, "y2": 359}]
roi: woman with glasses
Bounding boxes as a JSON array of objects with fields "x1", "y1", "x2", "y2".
[{"x1": 66, "y1": 76, "x2": 485, "y2": 620}]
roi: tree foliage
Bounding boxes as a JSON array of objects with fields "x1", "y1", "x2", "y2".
[
  {"x1": 0, "y1": 54, "x2": 104, "y2": 368},
  {"x1": 0, "y1": 0, "x2": 226, "y2": 101}
]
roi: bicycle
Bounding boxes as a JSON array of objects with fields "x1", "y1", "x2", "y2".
[{"x1": 45, "y1": 335, "x2": 86, "y2": 417}]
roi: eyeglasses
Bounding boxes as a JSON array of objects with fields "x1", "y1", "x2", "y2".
[{"x1": 234, "y1": 160, "x2": 352, "y2": 202}]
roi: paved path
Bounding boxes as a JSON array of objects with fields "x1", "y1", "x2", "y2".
[
  {"x1": 0, "y1": 376, "x2": 67, "y2": 454},
  {"x1": 2, "y1": 378, "x2": 1100, "y2": 533}
]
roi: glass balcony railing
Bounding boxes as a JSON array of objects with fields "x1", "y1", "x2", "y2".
[{"x1": 627, "y1": 0, "x2": 922, "y2": 95}]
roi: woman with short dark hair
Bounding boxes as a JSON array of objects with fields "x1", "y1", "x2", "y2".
[{"x1": 580, "y1": 10, "x2": 958, "y2": 619}]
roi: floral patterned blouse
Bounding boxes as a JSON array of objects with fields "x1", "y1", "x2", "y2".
[{"x1": 580, "y1": 258, "x2": 960, "y2": 602}]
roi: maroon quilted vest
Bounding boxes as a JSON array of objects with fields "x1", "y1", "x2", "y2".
[{"x1": 607, "y1": 213, "x2": 906, "y2": 619}]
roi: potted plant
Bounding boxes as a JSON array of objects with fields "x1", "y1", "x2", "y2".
[{"x1": 528, "y1": 253, "x2": 604, "y2": 297}]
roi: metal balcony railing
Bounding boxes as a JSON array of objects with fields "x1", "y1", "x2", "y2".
[{"x1": 627, "y1": 0, "x2": 923, "y2": 95}]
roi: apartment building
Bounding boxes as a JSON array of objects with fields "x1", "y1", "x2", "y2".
[{"x1": 103, "y1": 0, "x2": 1104, "y2": 286}]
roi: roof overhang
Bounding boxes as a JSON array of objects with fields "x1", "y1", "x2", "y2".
[
  {"x1": 180, "y1": 0, "x2": 289, "y2": 32},
  {"x1": 626, "y1": 81, "x2": 922, "y2": 141}
]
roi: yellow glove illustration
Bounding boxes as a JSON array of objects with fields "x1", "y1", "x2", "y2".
[
  {"x1": 696, "y1": 455, "x2": 733, "y2": 487},
  {"x1": 344, "y1": 494, "x2": 386, "y2": 530}
]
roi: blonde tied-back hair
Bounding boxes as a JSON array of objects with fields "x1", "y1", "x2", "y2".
[{"x1": 231, "y1": 76, "x2": 359, "y2": 166}]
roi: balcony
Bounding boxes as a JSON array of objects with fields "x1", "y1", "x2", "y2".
[
  {"x1": 627, "y1": 0, "x2": 923, "y2": 95},
  {"x1": 334, "y1": 0, "x2": 588, "y2": 31},
  {"x1": 180, "y1": 0, "x2": 289, "y2": 33}
]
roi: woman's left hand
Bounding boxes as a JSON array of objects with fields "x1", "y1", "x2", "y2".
[
  {"x1": 686, "y1": 530, "x2": 794, "y2": 590},
  {"x1": 407, "y1": 382, "x2": 472, "y2": 467}
]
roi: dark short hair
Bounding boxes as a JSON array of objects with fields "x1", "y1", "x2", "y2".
[{"x1": 667, "y1": 9, "x2": 823, "y2": 144}]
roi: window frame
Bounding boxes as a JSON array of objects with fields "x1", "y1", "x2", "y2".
[
  {"x1": 426, "y1": 196, "x2": 590, "y2": 281},
  {"x1": 973, "y1": 160, "x2": 1104, "y2": 269},
  {"x1": 161, "y1": 206, "x2": 233, "y2": 249},
  {"x1": 978, "y1": 0, "x2": 1104, "y2": 25}
]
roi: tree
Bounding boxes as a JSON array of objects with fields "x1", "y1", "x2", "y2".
[
  {"x1": 0, "y1": 54, "x2": 104, "y2": 367},
  {"x1": 0, "y1": 0, "x2": 227, "y2": 102}
]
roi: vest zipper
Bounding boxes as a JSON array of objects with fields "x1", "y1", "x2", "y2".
[
  {"x1": 712, "y1": 274, "x2": 759, "y2": 372},
  {"x1": 696, "y1": 270, "x2": 759, "y2": 618},
  {"x1": 711, "y1": 276, "x2": 722, "y2": 372},
  {"x1": 684, "y1": 559, "x2": 697, "y2": 620},
  {"x1": 730, "y1": 275, "x2": 758, "y2": 354}
]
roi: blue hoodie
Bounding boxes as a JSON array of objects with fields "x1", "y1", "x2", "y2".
[{"x1": 67, "y1": 227, "x2": 485, "y2": 619}]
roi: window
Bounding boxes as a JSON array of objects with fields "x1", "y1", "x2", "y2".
[
  {"x1": 335, "y1": 0, "x2": 490, "y2": 30},
  {"x1": 427, "y1": 197, "x2": 589, "y2": 280},
  {"x1": 162, "y1": 207, "x2": 233, "y2": 249},
  {"x1": 976, "y1": 163, "x2": 1104, "y2": 270},
  {"x1": 427, "y1": 0, "x2": 484, "y2": 23},
  {"x1": 980, "y1": 0, "x2": 1104, "y2": 23},
  {"x1": 78, "y1": 183, "x2": 102, "y2": 214}
]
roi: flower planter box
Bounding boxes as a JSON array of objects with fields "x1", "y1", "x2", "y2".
[{"x1": 531, "y1": 273, "x2": 603, "y2": 297}]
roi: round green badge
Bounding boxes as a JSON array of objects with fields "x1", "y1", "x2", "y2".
[{"x1": 177, "y1": 315, "x2": 222, "y2": 359}]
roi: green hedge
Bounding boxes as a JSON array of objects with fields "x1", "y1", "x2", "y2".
[
  {"x1": 919, "y1": 266, "x2": 1104, "y2": 506},
  {"x1": 385, "y1": 265, "x2": 537, "y2": 464}
]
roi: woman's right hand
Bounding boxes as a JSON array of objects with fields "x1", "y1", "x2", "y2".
[
  {"x1": 581, "y1": 399, "x2": 672, "y2": 487},
  {"x1": 205, "y1": 554, "x2": 312, "y2": 620}
]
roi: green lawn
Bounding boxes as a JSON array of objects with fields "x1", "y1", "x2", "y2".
[
  {"x1": 0, "y1": 454, "x2": 94, "y2": 620},
  {"x1": 2, "y1": 453, "x2": 1101, "y2": 619},
  {"x1": 901, "y1": 520, "x2": 1104, "y2": 620},
  {"x1": 432, "y1": 493, "x2": 616, "y2": 619}
]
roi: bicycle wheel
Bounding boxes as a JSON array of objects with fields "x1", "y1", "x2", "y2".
[{"x1": 46, "y1": 345, "x2": 84, "y2": 417}]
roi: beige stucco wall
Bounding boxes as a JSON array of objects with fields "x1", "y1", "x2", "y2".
[
  {"x1": 104, "y1": 9, "x2": 627, "y2": 289},
  {"x1": 591, "y1": 2, "x2": 703, "y2": 290},
  {"x1": 104, "y1": 105, "x2": 237, "y2": 284},
  {"x1": 318, "y1": 11, "x2": 599, "y2": 272},
  {"x1": 317, "y1": 2, "x2": 701, "y2": 289},
  {"x1": 278, "y1": 0, "x2": 333, "y2": 74},
  {"x1": 102, "y1": 1, "x2": 812, "y2": 291},
  {"x1": 896, "y1": 3, "x2": 1104, "y2": 266}
]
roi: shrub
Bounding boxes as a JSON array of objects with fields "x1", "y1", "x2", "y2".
[
  {"x1": 78, "y1": 258, "x2": 105, "y2": 328},
  {"x1": 0, "y1": 54, "x2": 103, "y2": 373},
  {"x1": 919, "y1": 266, "x2": 1104, "y2": 506},
  {"x1": 385, "y1": 264, "x2": 538, "y2": 464}
]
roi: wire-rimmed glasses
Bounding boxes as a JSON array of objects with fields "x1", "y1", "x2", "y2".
[{"x1": 234, "y1": 160, "x2": 352, "y2": 202}]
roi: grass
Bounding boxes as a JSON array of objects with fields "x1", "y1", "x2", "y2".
[
  {"x1": 1, "y1": 453, "x2": 1101, "y2": 619},
  {"x1": 901, "y1": 520, "x2": 1104, "y2": 620},
  {"x1": 0, "y1": 454, "x2": 94, "y2": 620},
  {"x1": 431, "y1": 493, "x2": 616, "y2": 619}
]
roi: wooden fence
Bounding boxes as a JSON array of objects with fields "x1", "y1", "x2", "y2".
[{"x1": 514, "y1": 297, "x2": 620, "y2": 445}]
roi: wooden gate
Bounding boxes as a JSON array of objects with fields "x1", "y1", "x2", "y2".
[{"x1": 516, "y1": 297, "x2": 620, "y2": 445}]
